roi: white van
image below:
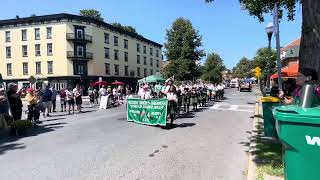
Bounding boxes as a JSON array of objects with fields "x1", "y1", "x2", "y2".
[{"x1": 230, "y1": 79, "x2": 239, "y2": 88}]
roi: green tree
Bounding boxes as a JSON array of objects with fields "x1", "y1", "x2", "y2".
[
  {"x1": 30, "y1": 14, "x2": 36, "y2": 17},
  {"x1": 79, "y1": 9, "x2": 104, "y2": 21},
  {"x1": 233, "y1": 57, "x2": 253, "y2": 78},
  {"x1": 205, "y1": 0, "x2": 320, "y2": 81},
  {"x1": 164, "y1": 18, "x2": 205, "y2": 61},
  {"x1": 111, "y1": 22, "x2": 139, "y2": 35},
  {"x1": 162, "y1": 59, "x2": 200, "y2": 81},
  {"x1": 251, "y1": 47, "x2": 277, "y2": 81},
  {"x1": 201, "y1": 53, "x2": 225, "y2": 82}
]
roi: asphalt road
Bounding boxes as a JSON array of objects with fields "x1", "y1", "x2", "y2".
[{"x1": 0, "y1": 88, "x2": 257, "y2": 180}]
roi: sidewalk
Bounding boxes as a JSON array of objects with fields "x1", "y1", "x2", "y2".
[{"x1": 247, "y1": 90, "x2": 284, "y2": 180}]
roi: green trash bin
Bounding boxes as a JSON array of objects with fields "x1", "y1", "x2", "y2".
[
  {"x1": 273, "y1": 105, "x2": 320, "y2": 180},
  {"x1": 260, "y1": 96, "x2": 281, "y2": 138}
]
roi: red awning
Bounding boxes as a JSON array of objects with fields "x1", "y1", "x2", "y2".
[{"x1": 271, "y1": 64, "x2": 299, "y2": 79}]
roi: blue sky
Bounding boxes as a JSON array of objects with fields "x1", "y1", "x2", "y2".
[{"x1": 1, "y1": 0, "x2": 302, "y2": 69}]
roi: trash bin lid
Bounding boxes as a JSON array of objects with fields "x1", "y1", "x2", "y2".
[
  {"x1": 273, "y1": 105, "x2": 320, "y2": 124},
  {"x1": 260, "y1": 96, "x2": 281, "y2": 103}
]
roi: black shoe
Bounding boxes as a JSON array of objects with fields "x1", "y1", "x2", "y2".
[{"x1": 47, "y1": 114, "x2": 51, "y2": 117}]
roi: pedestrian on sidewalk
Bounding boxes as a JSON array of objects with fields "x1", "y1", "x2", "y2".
[
  {"x1": 66, "y1": 88, "x2": 75, "y2": 114},
  {"x1": 41, "y1": 85, "x2": 52, "y2": 118},
  {"x1": 73, "y1": 85, "x2": 82, "y2": 113},
  {"x1": 7, "y1": 83, "x2": 23, "y2": 121},
  {"x1": 25, "y1": 88, "x2": 40, "y2": 125},
  {"x1": 88, "y1": 87, "x2": 95, "y2": 107},
  {"x1": 93, "y1": 89, "x2": 99, "y2": 104},
  {"x1": 59, "y1": 88, "x2": 67, "y2": 112},
  {"x1": 51, "y1": 86, "x2": 57, "y2": 112}
]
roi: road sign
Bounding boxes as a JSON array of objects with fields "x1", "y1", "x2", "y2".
[
  {"x1": 254, "y1": 67, "x2": 262, "y2": 73},
  {"x1": 255, "y1": 71, "x2": 262, "y2": 78},
  {"x1": 99, "y1": 77, "x2": 102, "y2": 82},
  {"x1": 28, "y1": 76, "x2": 36, "y2": 84}
]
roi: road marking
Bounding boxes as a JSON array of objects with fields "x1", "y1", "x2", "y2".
[{"x1": 210, "y1": 103, "x2": 254, "y2": 113}]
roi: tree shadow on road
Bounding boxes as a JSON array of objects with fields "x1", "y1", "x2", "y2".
[
  {"x1": 0, "y1": 122, "x2": 67, "y2": 156},
  {"x1": 170, "y1": 122, "x2": 196, "y2": 129}
]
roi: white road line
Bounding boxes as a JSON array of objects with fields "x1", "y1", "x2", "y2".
[{"x1": 210, "y1": 106, "x2": 254, "y2": 113}]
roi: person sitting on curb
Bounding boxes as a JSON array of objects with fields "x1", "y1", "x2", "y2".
[{"x1": 279, "y1": 68, "x2": 320, "y2": 105}]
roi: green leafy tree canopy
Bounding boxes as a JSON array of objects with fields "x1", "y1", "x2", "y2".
[
  {"x1": 233, "y1": 57, "x2": 253, "y2": 78},
  {"x1": 80, "y1": 9, "x2": 104, "y2": 21},
  {"x1": 164, "y1": 18, "x2": 205, "y2": 61},
  {"x1": 251, "y1": 47, "x2": 276, "y2": 81},
  {"x1": 201, "y1": 53, "x2": 226, "y2": 83},
  {"x1": 111, "y1": 22, "x2": 141, "y2": 36}
]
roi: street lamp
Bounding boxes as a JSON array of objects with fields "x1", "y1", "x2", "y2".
[{"x1": 265, "y1": 22, "x2": 274, "y2": 91}]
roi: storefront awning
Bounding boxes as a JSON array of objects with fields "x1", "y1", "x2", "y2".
[{"x1": 271, "y1": 63, "x2": 299, "y2": 79}]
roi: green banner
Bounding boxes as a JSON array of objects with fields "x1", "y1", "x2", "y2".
[{"x1": 127, "y1": 98, "x2": 168, "y2": 126}]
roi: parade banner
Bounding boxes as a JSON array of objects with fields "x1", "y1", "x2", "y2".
[{"x1": 127, "y1": 98, "x2": 168, "y2": 126}]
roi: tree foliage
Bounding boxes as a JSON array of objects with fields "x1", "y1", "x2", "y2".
[
  {"x1": 162, "y1": 59, "x2": 201, "y2": 81},
  {"x1": 233, "y1": 57, "x2": 253, "y2": 78},
  {"x1": 80, "y1": 9, "x2": 104, "y2": 21},
  {"x1": 205, "y1": 0, "x2": 300, "y2": 22},
  {"x1": 201, "y1": 53, "x2": 225, "y2": 82},
  {"x1": 251, "y1": 47, "x2": 276, "y2": 81},
  {"x1": 164, "y1": 18, "x2": 205, "y2": 61},
  {"x1": 111, "y1": 22, "x2": 140, "y2": 36}
]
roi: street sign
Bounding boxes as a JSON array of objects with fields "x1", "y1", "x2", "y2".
[
  {"x1": 99, "y1": 77, "x2": 102, "y2": 82},
  {"x1": 254, "y1": 67, "x2": 262, "y2": 73},
  {"x1": 255, "y1": 71, "x2": 262, "y2": 78},
  {"x1": 28, "y1": 76, "x2": 36, "y2": 84}
]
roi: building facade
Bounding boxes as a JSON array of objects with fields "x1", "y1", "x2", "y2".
[{"x1": 0, "y1": 13, "x2": 162, "y2": 90}]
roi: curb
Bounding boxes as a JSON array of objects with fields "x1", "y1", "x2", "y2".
[{"x1": 247, "y1": 100, "x2": 261, "y2": 180}]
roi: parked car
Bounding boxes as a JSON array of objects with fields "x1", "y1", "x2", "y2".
[
  {"x1": 239, "y1": 80, "x2": 252, "y2": 92},
  {"x1": 230, "y1": 79, "x2": 239, "y2": 88}
]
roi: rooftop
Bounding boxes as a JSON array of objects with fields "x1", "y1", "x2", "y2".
[
  {"x1": 0, "y1": 13, "x2": 162, "y2": 48},
  {"x1": 282, "y1": 38, "x2": 301, "y2": 51}
]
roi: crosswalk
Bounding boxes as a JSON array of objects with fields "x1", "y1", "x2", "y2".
[{"x1": 210, "y1": 102, "x2": 254, "y2": 113}]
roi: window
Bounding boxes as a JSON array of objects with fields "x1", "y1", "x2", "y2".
[
  {"x1": 150, "y1": 69, "x2": 153, "y2": 75},
  {"x1": 143, "y1": 45, "x2": 146, "y2": 54},
  {"x1": 35, "y1": 44, "x2": 41, "y2": 56},
  {"x1": 7, "y1": 63, "x2": 12, "y2": 76},
  {"x1": 76, "y1": 29, "x2": 83, "y2": 39},
  {"x1": 6, "y1": 46, "x2": 11, "y2": 58},
  {"x1": 114, "y1": 50, "x2": 119, "y2": 60},
  {"x1": 114, "y1": 36, "x2": 118, "y2": 46},
  {"x1": 124, "y1": 39, "x2": 128, "y2": 49},
  {"x1": 5, "y1": 31, "x2": 10, "y2": 42},
  {"x1": 137, "y1": 55, "x2": 140, "y2": 64},
  {"x1": 22, "y1": 29, "x2": 27, "y2": 41},
  {"x1": 35, "y1": 28, "x2": 40, "y2": 40},
  {"x1": 36, "y1": 62, "x2": 41, "y2": 74},
  {"x1": 156, "y1": 60, "x2": 159, "y2": 68},
  {"x1": 125, "y1": 66, "x2": 129, "y2": 76},
  {"x1": 47, "y1": 61, "x2": 53, "y2": 74},
  {"x1": 114, "y1": 65, "x2": 119, "y2": 75},
  {"x1": 104, "y1": 48, "x2": 110, "y2": 59},
  {"x1": 74, "y1": 62, "x2": 87, "y2": 75},
  {"x1": 137, "y1": 43, "x2": 140, "y2": 52},
  {"x1": 76, "y1": 46, "x2": 84, "y2": 57},
  {"x1": 22, "y1": 62, "x2": 28, "y2": 75},
  {"x1": 22, "y1": 45, "x2": 28, "y2": 57},
  {"x1": 105, "y1": 63, "x2": 110, "y2": 74},
  {"x1": 104, "y1": 33, "x2": 109, "y2": 44},
  {"x1": 47, "y1": 43, "x2": 53, "y2": 56},
  {"x1": 124, "y1": 52, "x2": 128, "y2": 62},
  {"x1": 150, "y1": 58, "x2": 153, "y2": 66},
  {"x1": 144, "y1": 68, "x2": 147, "y2": 77},
  {"x1": 46, "y1": 27, "x2": 52, "y2": 39},
  {"x1": 143, "y1": 56, "x2": 147, "y2": 65},
  {"x1": 137, "y1": 67, "x2": 140, "y2": 77},
  {"x1": 150, "y1": 47, "x2": 153, "y2": 56},
  {"x1": 156, "y1": 50, "x2": 159, "y2": 57}
]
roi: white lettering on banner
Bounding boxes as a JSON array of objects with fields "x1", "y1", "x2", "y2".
[{"x1": 306, "y1": 135, "x2": 320, "y2": 146}]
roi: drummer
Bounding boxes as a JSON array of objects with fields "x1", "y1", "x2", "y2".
[{"x1": 161, "y1": 78, "x2": 176, "y2": 95}]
